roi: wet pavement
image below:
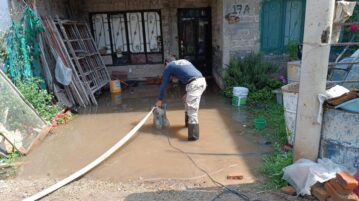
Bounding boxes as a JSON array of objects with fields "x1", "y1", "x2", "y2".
[{"x1": 17, "y1": 83, "x2": 272, "y2": 186}]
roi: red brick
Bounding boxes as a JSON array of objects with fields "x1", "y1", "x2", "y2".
[
  {"x1": 311, "y1": 184, "x2": 329, "y2": 201},
  {"x1": 324, "y1": 182, "x2": 359, "y2": 201},
  {"x1": 281, "y1": 186, "x2": 296, "y2": 196},
  {"x1": 226, "y1": 172, "x2": 243, "y2": 180},
  {"x1": 337, "y1": 172, "x2": 359, "y2": 191},
  {"x1": 330, "y1": 179, "x2": 354, "y2": 195}
]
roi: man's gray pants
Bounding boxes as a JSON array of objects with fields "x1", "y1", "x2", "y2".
[{"x1": 185, "y1": 78, "x2": 207, "y2": 124}]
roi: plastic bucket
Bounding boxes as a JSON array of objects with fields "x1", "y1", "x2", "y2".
[
  {"x1": 111, "y1": 93, "x2": 122, "y2": 104},
  {"x1": 281, "y1": 83, "x2": 299, "y2": 145},
  {"x1": 232, "y1": 87, "x2": 249, "y2": 107},
  {"x1": 110, "y1": 80, "x2": 121, "y2": 94},
  {"x1": 255, "y1": 118, "x2": 266, "y2": 130},
  {"x1": 233, "y1": 87, "x2": 249, "y2": 96}
]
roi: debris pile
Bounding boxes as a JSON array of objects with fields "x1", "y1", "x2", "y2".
[
  {"x1": 312, "y1": 171, "x2": 359, "y2": 201},
  {"x1": 281, "y1": 159, "x2": 359, "y2": 201}
]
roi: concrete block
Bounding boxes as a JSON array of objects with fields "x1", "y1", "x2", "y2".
[{"x1": 337, "y1": 172, "x2": 359, "y2": 191}]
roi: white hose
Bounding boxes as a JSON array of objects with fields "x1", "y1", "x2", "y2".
[{"x1": 23, "y1": 108, "x2": 155, "y2": 201}]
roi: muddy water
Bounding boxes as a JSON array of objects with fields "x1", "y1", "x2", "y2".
[{"x1": 17, "y1": 84, "x2": 272, "y2": 185}]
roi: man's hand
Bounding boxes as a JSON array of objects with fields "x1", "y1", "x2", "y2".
[
  {"x1": 182, "y1": 94, "x2": 187, "y2": 103},
  {"x1": 155, "y1": 100, "x2": 162, "y2": 108}
]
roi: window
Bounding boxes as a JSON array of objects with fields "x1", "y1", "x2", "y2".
[
  {"x1": 260, "y1": 0, "x2": 306, "y2": 54},
  {"x1": 91, "y1": 11, "x2": 163, "y2": 65}
]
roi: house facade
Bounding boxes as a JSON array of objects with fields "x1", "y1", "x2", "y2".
[{"x1": 26, "y1": 0, "x2": 305, "y2": 88}]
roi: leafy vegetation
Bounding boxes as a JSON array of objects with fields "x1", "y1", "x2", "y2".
[
  {"x1": 253, "y1": 102, "x2": 292, "y2": 189},
  {"x1": 0, "y1": 8, "x2": 60, "y2": 123},
  {"x1": 15, "y1": 78, "x2": 59, "y2": 121},
  {"x1": 3, "y1": 152, "x2": 21, "y2": 164},
  {"x1": 260, "y1": 151, "x2": 293, "y2": 189},
  {"x1": 223, "y1": 53, "x2": 281, "y2": 102},
  {"x1": 287, "y1": 40, "x2": 299, "y2": 61},
  {"x1": 253, "y1": 103, "x2": 287, "y2": 146}
]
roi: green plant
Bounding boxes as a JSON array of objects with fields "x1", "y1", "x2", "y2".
[
  {"x1": 223, "y1": 53, "x2": 280, "y2": 101},
  {"x1": 260, "y1": 151, "x2": 293, "y2": 189},
  {"x1": 248, "y1": 87, "x2": 274, "y2": 102},
  {"x1": 0, "y1": 31, "x2": 8, "y2": 62},
  {"x1": 5, "y1": 151, "x2": 21, "y2": 164},
  {"x1": 287, "y1": 40, "x2": 299, "y2": 61},
  {"x1": 16, "y1": 78, "x2": 59, "y2": 121},
  {"x1": 253, "y1": 103, "x2": 287, "y2": 145},
  {"x1": 251, "y1": 101, "x2": 292, "y2": 188}
]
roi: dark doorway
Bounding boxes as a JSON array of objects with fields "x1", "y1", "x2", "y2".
[{"x1": 178, "y1": 8, "x2": 212, "y2": 76}]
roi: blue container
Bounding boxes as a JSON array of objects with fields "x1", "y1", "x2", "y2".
[{"x1": 320, "y1": 107, "x2": 359, "y2": 171}]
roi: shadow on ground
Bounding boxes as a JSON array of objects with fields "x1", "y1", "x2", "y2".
[{"x1": 123, "y1": 183, "x2": 315, "y2": 201}]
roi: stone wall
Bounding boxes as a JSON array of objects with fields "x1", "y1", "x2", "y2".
[
  {"x1": 223, "y1": 0, "x2": 260, "y2": 60},
  {"x1": 211, "y1": 0, "x2": 224, "y2": 88},
  {"x1": 33, "y1": 0, "x2": 69, "y2": 18}
]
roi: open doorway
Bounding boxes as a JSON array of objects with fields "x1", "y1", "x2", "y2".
[{"x1": 178, "y1": 8, "x2": 212, "y2": 76}]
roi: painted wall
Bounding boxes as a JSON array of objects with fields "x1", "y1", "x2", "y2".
[{"x1": 320, "y1": 107, "x2": 359, "y2": 171}]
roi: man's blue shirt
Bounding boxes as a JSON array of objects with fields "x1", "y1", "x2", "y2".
[{"x1": 158, "y1": 60, "x2": 202, "y2": 100}]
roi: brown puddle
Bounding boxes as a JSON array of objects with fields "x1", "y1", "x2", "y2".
[{"x1": 17, "y1": 84, "x2": 272, "y2": 185}]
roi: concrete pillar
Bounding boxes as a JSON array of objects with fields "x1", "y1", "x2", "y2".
[{"x1": 294, "y1": 0, "x2": 335, "y2": 161}]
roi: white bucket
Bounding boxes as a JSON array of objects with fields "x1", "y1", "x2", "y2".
[
  {"x1": 232, "y1": 87, "x2": 249, "y2": 106},
  {"x1": 281, "y1": 83, "x2": 299, "y2": 145},
  {"x1": 233, "y1": 87, "x2": 249, "y2": 96}
]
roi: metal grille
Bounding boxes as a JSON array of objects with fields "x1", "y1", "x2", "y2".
[
  {"x1": 110, "y1": 14, "x2": 128, "y2": 53},
  {"x1": 127, "y1": 12, "x2": 144, "y2": 53},
  {"x1": 144, "y1": 12, "x2": 162, "y2": 52},
  {"x1": 90, "y1": 10, "x2": 163, "y2": 65},
  {"x1": 92, "y1": 14, "x2": 111, "y2": 54}
]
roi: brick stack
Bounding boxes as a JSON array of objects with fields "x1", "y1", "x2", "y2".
[{"x1": 312, "y1": 171, "x2": 359, "y2": 201}]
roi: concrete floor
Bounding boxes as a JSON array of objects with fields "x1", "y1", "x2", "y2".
[{"x1": 16, "y1": 83, "x2": 272, "y2": 187}]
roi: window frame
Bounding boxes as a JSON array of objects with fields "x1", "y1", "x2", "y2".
[
  {"x1": 260, "y1": 0, "x2": 306, "y2": 54},
  {"x1": 90, "y1": 10, "x2": 164, "y2": 66}
]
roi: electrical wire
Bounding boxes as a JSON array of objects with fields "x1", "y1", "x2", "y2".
[{"x1": 165, "y1": 131, "x2": 251, "y2": 201}]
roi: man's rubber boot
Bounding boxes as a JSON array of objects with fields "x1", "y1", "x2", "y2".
[
  {"x1": 185, "y1": 112, "x2": 189, "y2": 127},
  {"x1": 188, "y1": 124, "x2": 199, "y2": 141}
]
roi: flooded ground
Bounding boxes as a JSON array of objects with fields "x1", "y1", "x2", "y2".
[
  {"x1": 17, "y1": 83, "x2": 271, "y2": 184},
  {"x1": 0, "y1": 83, "x2": 311, "y2": 201}
]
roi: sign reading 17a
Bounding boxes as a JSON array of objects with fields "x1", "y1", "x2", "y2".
[{"x1": 233, "y1": 4, "x2": 250, "y2": 15}]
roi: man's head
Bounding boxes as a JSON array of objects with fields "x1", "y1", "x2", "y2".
[{"x1": 165, "y1": 55, "x2": 176, "y2": 65}]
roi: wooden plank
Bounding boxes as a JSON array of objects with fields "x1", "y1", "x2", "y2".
[
  {"x1": 45, "y1": 17, "x2": 91, "y2": 106},
  {"x1": 56, "y1": 17, "x2": 98, "y2": 105},
  {"x1": 42, "y1": 20, "x2": 87, "y2": 107}
]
